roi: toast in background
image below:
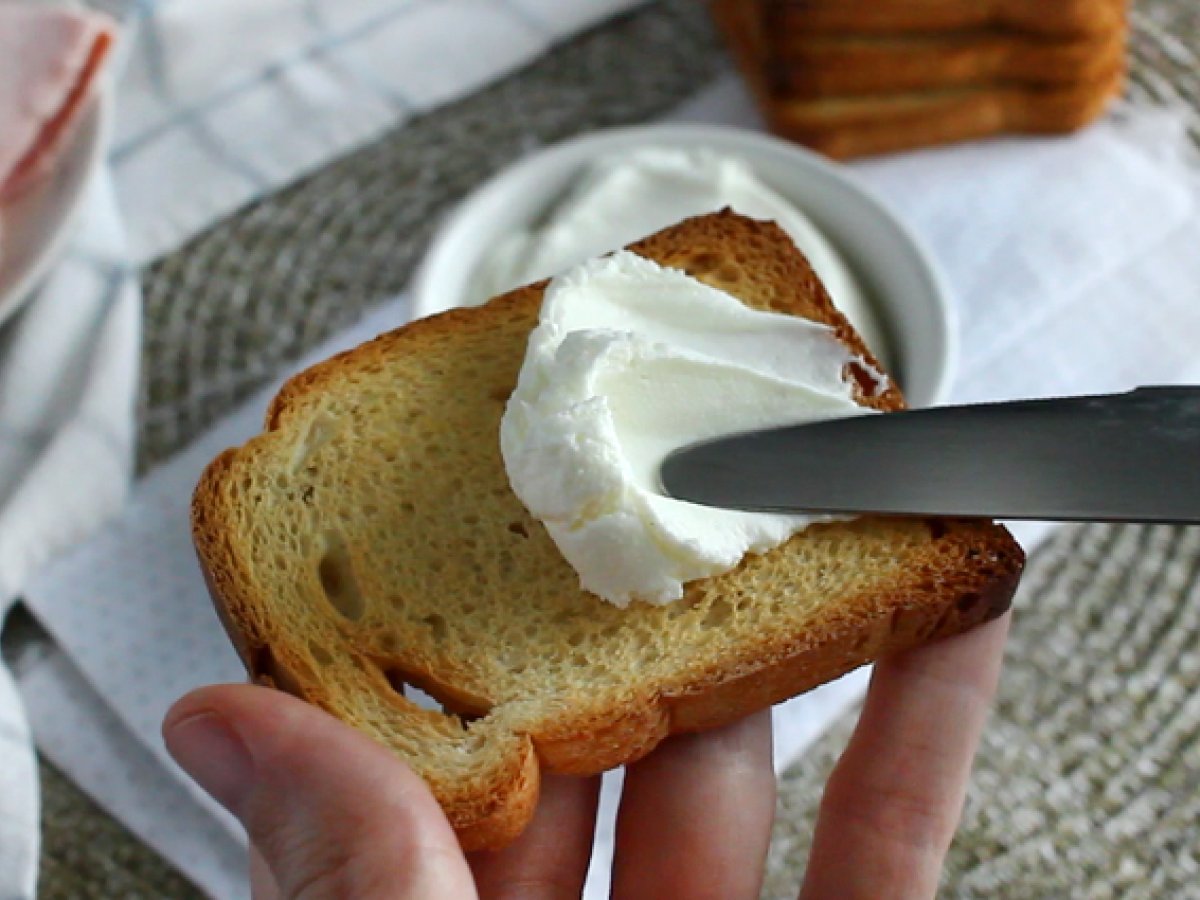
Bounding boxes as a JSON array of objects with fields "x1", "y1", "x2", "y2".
[
  {"x1": 714, "y1": 0, "x2": 1125, "y2": 158},
  {"x1": 768, "y1": 27, "x2": 1126, "y2": 98},
  {"x1": 763, "y1": 71, "x2": 1124, "y2": 159},
  {"x1": 763, "y1": 0, "x2": 1128, "y2": 38},
  {"x1": 192, "y1": 212, "x2": 1024, "y2": 850}
]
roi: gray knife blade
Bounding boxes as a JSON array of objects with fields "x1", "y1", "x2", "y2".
[{"x1": 659, "y1": 387, "x2": 1200, "y2": 523}]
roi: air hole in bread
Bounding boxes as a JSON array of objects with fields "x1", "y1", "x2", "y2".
[
  {"x1": 376, "y1": 633, "x2": 400, "y2": 654},
  {"x1": 687, "y1": 251, "x2": 721, "y2": 274},
  {"x1": 927, "y1": 520, "x2": 948, "y2": 540},
  {"x1": 846, "y1": 361, "x2": 884, "y2": 399},
  {"x1": 384, "y1": 666, "x2": 411, "y2": 697},
  {"x1": 423, "y1": 614, "x2": 448, "y2": 642},
  {"x1": 703, "y1": 598, "x2": 733, "y2": 628},
  {"x1": 507, "y1": 521, "x2": 528, "y2": 538},
  {"x1": 289, "y1": 412, "x2": 338, "y2": 473},
  {"x1": 382, "y1": 663, "x2": 491, "y2": 721},
  {"x1": 318, "y1": 535, "x2": 365, "y2": 621},
  {"x1": 307, "y1": 641, "x2": 333, "y2": 667}
]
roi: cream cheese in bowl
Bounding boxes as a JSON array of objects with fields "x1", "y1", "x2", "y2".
[
  {"x1": 411, "y1": 123, "x2": 957, "y2": 411},
  {"x1": 470, "y1": 147, "x2": 890, "y2": 365}
]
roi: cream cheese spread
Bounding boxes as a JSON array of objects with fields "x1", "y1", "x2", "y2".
[
  {"x1": 473, "y1": 146, "x2": 890, "y2": 364},
  {"x1": 499, "y1": 251, "x2": 881, "y2": 607}
]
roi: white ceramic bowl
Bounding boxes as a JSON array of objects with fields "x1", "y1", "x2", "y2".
[
  {"x1": 411, "y1": 124, "x2": 956, "y2": 407},
  {"x1": 0, "y1": 82, "x2": 112, "y2": 327}
]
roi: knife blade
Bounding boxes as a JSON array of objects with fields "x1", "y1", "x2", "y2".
[{"x1": 659, "y1": 387, "x2": 1200, "y2": 523}]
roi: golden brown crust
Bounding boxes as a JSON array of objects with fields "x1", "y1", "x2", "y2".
[
  {"x1": 713, "y1": 0, "x2": 1125, "y2": 158},
  {"x1": 761, "y1": 0, "x2": 1128, "y2": 38},
  {"x1": 766, "y1": 71, "x2": 1124, "y2": 159},
  {"x1": 769, "y1": 26, "x2": 1126, "y2": 98},
  {"x1": 662, "y1": 520, "x2": 1021, "y2": 731},
  {"x1": 193, "y1": 211, "x2": 1025, "y2": 851}
]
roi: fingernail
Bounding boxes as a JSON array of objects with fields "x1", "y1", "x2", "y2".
[{"x1": 165, "y1": 710, "x2": 254, "y2": 815}]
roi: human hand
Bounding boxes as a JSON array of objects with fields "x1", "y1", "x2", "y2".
[{"x1": 163, "y1": 612, "x2": 1009, "y2": 899}]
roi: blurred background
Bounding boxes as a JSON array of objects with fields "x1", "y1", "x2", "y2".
[{"x1": 1, "y1": 1, "x2": 1198, "y2": 897}]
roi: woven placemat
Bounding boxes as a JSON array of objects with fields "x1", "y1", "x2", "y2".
[{"x1": 24, "y1": 0, "x2": 1200, "y2": 895}]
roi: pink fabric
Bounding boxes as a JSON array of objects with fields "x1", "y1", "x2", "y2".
[{"x1": 0, "y1": 5, "x2": 114, "y2": 202}]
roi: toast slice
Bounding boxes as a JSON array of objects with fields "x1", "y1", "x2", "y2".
[
  {"x1": 193, "y1": 212, "x2": 1024, "y2": 850},
  {"x1": 715, "y1": 0, "x2": 1123, "y2": 159},
  {"x1": 767, "y1": 27, "x2": 1126, "y2": 99},
  {"x1": 762, "y1": 0, "x2": 1127, "y2": 38}
]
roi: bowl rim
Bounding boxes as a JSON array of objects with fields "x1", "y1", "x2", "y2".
[{"x1": 410, "y1": 122, "x2": 957, "y2": 407}]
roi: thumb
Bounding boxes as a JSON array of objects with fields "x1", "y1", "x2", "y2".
[{"x1": 164, "y1": 684, "x2": 476, "y2": 899}]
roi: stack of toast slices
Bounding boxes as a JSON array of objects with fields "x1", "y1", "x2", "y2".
[
  {"x1": 193, "y1": 212, "x2": 1024, "y2": 849},
  {"x1": 713, "y1": 0, "x2": 1128, "y2": 159}
]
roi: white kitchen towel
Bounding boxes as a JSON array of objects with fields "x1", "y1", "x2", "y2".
[
  {"x1": 21, "y1": 73, "x2": 1200, "y2": 899},
  {"x1": 0, "y1": 166, "x2": 140, "y2": 900}
]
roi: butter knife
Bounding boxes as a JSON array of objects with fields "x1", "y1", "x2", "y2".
[{"x1": 659, "y1": 387, "x2": 1200, "y2": 523}]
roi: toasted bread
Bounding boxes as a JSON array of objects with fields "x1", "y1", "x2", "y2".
[
  {"x1": 767, "y1": 27, "x2": 1126, "y2": 98},
  {"x1": 761, "y1": 71, "x2": 1123, "y2": 159},
  {"x1": 762, "y1": 0, "x2": 1127, "y2": 38},
  {"x1": 192, "y1": 212, "x2": 1024, "y2": 850}
]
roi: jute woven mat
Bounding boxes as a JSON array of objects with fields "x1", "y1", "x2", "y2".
[{"x1": 20, "y1": 0, "x2": 1200, "y2": 895}]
